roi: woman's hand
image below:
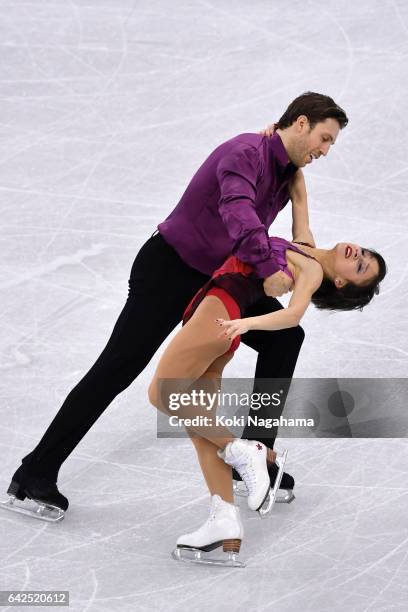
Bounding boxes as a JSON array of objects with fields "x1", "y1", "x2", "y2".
[
  {"x1": 259, "y1": 123, "x2": 276, "y2": 137},
  {"x1": 215, "y1": 318, "x2": 251, "y2": 341}
]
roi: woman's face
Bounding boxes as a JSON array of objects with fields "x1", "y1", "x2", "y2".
[{"x1": 333, "y1": 243, "x2": 379, "y2": 288}]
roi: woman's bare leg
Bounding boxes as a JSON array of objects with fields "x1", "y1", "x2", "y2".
[
  {"x1": 148, "y1": 295, "x2": 276, "y2": 505},
  {"x1": 148, "y1": 295, "x2": 238, "y2": 448},
  {"x1": 190, "y1": 435, "x2": 234, "y2": 503},
  {"x1": 186, "y1": 351, "x2": 235, "y2": 503}
]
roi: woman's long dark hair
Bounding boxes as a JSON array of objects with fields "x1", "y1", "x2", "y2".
[{"x1": 311, "y1": 249, "x2": 387, "y2": 311}]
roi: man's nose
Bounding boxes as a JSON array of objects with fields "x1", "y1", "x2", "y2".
[{"x1": 320, "y1": 143, "x2": 330, "y2": 156}]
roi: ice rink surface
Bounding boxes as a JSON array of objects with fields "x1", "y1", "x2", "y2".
[{"x1": 0, "y1": 0, "x2": 407, "y2": 610}]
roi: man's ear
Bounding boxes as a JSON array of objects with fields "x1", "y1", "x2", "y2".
[{"x1": 296, "y1": 115, "x2": 310, "y2": 133}]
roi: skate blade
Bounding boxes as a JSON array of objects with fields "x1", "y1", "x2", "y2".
[
  {"x1": 0, "y1": 496, "x2": 65, "y2": 523},
  {"x1": 233, "y1": 480, "x2": 295, "y2": 504},
  {"x1": 258, "y1": 449, "x2": 288, "y2": 518},
  {"x1": 171, "y1": 547, "x2": 245, "y2": 568}
]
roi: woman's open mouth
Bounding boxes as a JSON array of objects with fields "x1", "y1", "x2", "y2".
[{"x1": 345, "y1": 245, "x2": 353, "y2": 258}]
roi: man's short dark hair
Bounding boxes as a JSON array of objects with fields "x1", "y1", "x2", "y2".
[{"x1": 276, "y1": 91, "x2": 348, "y2": 130}]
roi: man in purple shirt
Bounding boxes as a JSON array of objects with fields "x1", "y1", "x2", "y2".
[
  {"x1": 158, "y1": 130, "x2": 297, "y2": 279},
  {"x1": 5, "y1": 92, "x2": 348, "y2": 520}
]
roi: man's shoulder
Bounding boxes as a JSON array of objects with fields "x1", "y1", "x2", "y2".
[
  {"x1": 212, "y1": 133, "x2": 264, "y2": 163},
  {"x1": 203, "y1": 133, "x2": 266, "y2": 173},
  {"x1": 226, "y1": 132, "x2": 264, "y2": 150}
]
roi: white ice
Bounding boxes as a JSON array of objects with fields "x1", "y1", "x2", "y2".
[{"x1": 0, "y1": 1, "x2": 407, "y2": 610}]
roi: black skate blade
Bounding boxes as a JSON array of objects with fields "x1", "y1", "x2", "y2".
[
  {"x1": 172, "y1": 547, "x2": 245, "y2": 568},
  {"x1": 0, "y1": 496, "x2": 65, "y2": 523}
]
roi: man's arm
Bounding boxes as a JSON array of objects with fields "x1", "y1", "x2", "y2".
[
  {"x1": 289, "y1": 169, "x2": 316, "y2": 247},
  {"x1": 259, "y1": 125, "x2": 315, "y2": 246},
  {"x1": 216, "y1": 144, "x2": 282, "y2": 279},
  {"x1": 249, "y1": 263, "x2": 322, "y2": 331}
]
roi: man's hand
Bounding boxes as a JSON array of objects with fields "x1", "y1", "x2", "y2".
[
  {"x1": 263, "y1": 271, "x2": 293, "y2": 297},
  {"x1": 259, "y1": 123, "x2": 276, "y2": 137}
]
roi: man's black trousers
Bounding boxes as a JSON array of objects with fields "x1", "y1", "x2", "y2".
[{"x1": 22, "y1": 231, "x2": 305, "y2": 480}]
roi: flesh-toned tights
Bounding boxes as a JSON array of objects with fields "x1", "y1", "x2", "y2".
[{"x1": 148, "y1": 295, "x2": 240, "y2": 503}]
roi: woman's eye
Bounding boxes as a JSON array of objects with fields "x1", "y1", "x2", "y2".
[{"x1": 358, "y1": 263, "x2": 362, "y2": 272}]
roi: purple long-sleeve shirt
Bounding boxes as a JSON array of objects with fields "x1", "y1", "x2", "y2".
[{"x1": 157, "y1": 132, "x2": 298, "y2": 278}]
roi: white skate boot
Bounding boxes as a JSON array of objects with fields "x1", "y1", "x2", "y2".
[
  {"x1": 218, "y1": 439, "x2": 274, "y2": 517},
  {"x1": 172, "y1": 495, "x2": 245, "y2": 568},
  {"x1": 233, "y1": 449, "x2": 292, "y2": 505}
]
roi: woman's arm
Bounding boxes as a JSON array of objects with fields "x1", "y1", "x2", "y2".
[
  {"x1": 216, "y1": 264, "x2": 323, "y2": 339},
  {"x1": 290, "y1": 169, "x2": 316, "y2": 247},
  {"x1": 250, "y1": 264, "x2": 322, "y2": 330}
]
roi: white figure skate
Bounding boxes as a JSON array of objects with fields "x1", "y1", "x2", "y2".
[
  {"x1": 172, "y1": 495, "x2": 245, "y2": 568},
  {"x1": 233, "y1": 449, "x2": 293, "y2": 505},
  {"x1": 218, "y1": 439, "x2": 274, "y2": 518}
]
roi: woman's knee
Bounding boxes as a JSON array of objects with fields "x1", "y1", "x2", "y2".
[
  {"x1": 148, "y1": 377, "x2": 185, "y2": 411},
  {"x1": 148, "y1": 379, "x2": 158, "y2": 407}
]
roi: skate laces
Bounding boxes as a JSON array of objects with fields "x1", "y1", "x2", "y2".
[
  {"x1": 197, "y1": 500, "x2": 220, "y2": 533},
  {"x1": 234, "y1": 456, "x2": 257, "y2": 495}
]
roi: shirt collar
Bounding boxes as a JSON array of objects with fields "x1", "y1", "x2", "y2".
[{"x1": 269, "y1": 132, "x2": 298, "y2": 173}]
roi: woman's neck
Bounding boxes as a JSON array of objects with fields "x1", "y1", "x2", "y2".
[{"x1": 291, "y1": 242, "x2": 336, "y2": 280}]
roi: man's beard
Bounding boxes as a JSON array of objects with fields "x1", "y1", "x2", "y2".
[{"x1": 291, "y1": 137, "x2": 310, "y2": 167}]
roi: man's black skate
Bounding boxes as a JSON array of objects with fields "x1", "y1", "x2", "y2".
[
  {"x1": 233, "y1": 458, "x2": 295, "y2": 504},
  {"x1": 0, "y1": 464, "x2": 68, "y2": 522}
]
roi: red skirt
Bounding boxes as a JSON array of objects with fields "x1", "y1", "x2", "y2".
[{"x1": 182, "y1": 255, "x2": 263, "y2": 356}]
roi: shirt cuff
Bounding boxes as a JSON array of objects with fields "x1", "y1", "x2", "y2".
[{"x1": 252, "y1": 259, "x2": 281, "y2": 279}]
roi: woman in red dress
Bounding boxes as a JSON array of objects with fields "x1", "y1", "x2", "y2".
[{"x1": 148, "y1": 230, "x2": 386, "y2": 566}]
